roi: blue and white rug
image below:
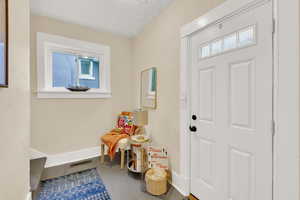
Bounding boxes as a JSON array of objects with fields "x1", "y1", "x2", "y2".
[{"x1": 38, "y1": 168, "x2": 111, "y2": 200}]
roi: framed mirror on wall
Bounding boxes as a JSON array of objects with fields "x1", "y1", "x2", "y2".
[
  {"x1": 140, "y1": 67, "x2": 157, "y2": 109},
  {"x1": 0, "y1": 0, "x2": 8, "y2": 88}
]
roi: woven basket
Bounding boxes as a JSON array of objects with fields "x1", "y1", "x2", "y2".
[{"x1": 145, "y1": 168, "x2": 167, "y2": 196}]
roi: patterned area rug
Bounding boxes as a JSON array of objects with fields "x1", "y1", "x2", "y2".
[{"x1": 38, "y1": 168, "x2": 111, "y2": 200}]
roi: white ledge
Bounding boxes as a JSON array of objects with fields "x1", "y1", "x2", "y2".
[{"x1": 37, "y1": 90, "x2": 112, "y2": 99}]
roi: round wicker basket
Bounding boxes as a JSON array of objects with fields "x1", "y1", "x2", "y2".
[{"x1": 145, "y1": 168, "x2": 167, "y2": 196}]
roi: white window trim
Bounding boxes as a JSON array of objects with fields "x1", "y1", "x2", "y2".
[{"x1": 37, "y1": 32, "x2": 111, "y2": 99}]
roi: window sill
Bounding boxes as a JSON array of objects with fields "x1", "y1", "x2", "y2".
[{"x1": 37, "y1": 89, "x2": 112, "y2": 99}]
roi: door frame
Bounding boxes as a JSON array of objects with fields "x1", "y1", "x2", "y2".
[{"x1": 179, "y1": 0, "x2": 300, "y2": 199}]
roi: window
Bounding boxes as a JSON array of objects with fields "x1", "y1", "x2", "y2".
[
  {"x1": 52, "y1": 53, "x2": 99, "y2": 88},
  {"x1": 0, "y1": 43, "x2": 5, "y2": 85},
  {"x1": 211, "y1": 39, "x2": 223, "y2": 55},
  {"x1": 78, "y1": 57, "x2": 97, "y2": 81},
  {"x1": 238, "y1": 26, "x2": 255, "y2": 47},
  {"x1": 223, "y1": 33, "x2": 237, "y2": 51},
  {"x1": 201, "y1": 44, "x2": 210, "y2": 58},
  {"x1": 37, "y1": 32, "x2": 111, "y2": 98},
  {"x1": 199, "y1": 25, "x2": 256, "y2": 59},
  {"x1": 0, "y1": 0, "x2": 8, "y2": 87}
]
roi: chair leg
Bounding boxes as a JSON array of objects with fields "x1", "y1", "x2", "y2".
[
  {"x1": 101, "y1": 144, "x2": 105, "y2": 164},
  {"x1": 120, "y1": 149, "x2": 125, "y2": 169}
]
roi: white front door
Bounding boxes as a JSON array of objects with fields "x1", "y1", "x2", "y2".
[{"x1": 190, "y1": 2, "x2": 273, "y2": 200}]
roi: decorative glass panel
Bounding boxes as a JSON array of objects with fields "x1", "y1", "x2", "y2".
[
  {"x1": 52, "y1": 52, "x2": 100, "y2": 88},
  {"x1": 224, "y1": 33, "x2": 237, "y2": 51},
  {"x1": 198, "y1": 25, "x2": 256, "y2": 60},
  {"x1": 239, "y1": 26, "x2": 255, "y2": 46},
  {"x1": 201, "y1": 45, "x2": 210, "y2": 58},
  {"x1": 211, "y1": 40, "x2": 223, "y2": 55}
]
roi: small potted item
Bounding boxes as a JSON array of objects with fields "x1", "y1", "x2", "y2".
[
  {"x1": 145, "y1": 168, "x2": 168, "y2": 196},
  {"x1": 128, "y1": 135, "x2": 150, "y2": 173},
  {"x1": 131, "y1": 135, "x2": 150, "y2": 143},
  {"x1": 66, "y1": 85, "x2": 90, "y2": 92}
]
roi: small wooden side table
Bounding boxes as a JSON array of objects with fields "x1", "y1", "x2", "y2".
[{"x1": 127, "y1": 135, "x2": 150, "y2": 173}]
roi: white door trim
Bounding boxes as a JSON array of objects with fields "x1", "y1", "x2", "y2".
[
  {"x1": 273, "y1": 0, "x2": 300, "y2": 199},
  {"x1": 181, "y1": 0, "x2": 270, "y2": 38},
  {"x1": 179, "y1": 0, "x2": 300, "y2": 199}
]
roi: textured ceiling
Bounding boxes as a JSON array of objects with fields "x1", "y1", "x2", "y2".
[{"x1": 30, "y1": 0, "x2": 174, "y2": 37}]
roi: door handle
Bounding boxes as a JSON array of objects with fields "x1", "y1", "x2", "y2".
[{"x1": 189, "y1": 126, "x2": 197, "y2": 132}]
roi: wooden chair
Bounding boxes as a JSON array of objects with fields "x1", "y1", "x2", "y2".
[
  {"x1": 100, "y1": 112, "x2": 140, "y2": 169},
  {"x1": 100, "y1": 138, "x2": 129, "y2": 169}
]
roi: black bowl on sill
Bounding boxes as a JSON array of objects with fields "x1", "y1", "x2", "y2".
[{"x1": 66, "y1": 86, "x2": 90, "y2": 92}]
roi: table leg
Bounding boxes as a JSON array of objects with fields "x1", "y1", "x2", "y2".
[
  {"x1": 101, "y1": 144, "x2": 105, "y2": 164},
  {"x1": 141, "y1": 147, "x2": 144, "y2": 172},
  {"x1": 120, "y1": 149, "x2": 125, "y2": 169}
]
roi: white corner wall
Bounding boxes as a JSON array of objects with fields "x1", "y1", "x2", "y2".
[
  {"x1": 273, "y1": 0, "x2": 300, "y2": 199},
  {"x1": 0, "y1": 0, "x2": 31, "y2": 199}
]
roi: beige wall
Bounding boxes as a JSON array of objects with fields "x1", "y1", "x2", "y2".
[
  {"x1": 0, "y1": 0, "x2": 30, "y2": 199},
  {"x1": 31, "y1": 15, "x2": 133, "y2": 154},
  {"x1": 132, "y1": 0, "x2": 224, "y2": 173}
]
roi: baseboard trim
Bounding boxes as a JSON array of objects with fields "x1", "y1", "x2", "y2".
[
  {"x1": 30, "y1": 147, "x2": 101, "y2": 168},
  {"x1": 170, "y1": 170, "x2": 189, "y2": 196},
  {"x1": 46, "y1": 147, "x2": 101, "y2": 168}
]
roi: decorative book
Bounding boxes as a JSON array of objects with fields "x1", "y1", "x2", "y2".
[{"x1": 147, "y1": 146, "x2": 168, "y2": 170}]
